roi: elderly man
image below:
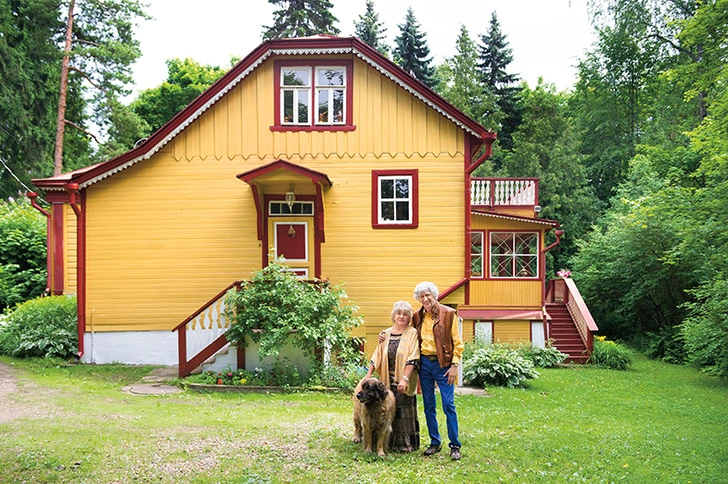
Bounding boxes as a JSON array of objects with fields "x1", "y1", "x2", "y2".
[{"x1": 412, "y1": 281, "x2": 464, "y2": 460}]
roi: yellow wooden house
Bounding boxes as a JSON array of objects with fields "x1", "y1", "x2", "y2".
[{"x1": 30, "y1": 36, "x2": 596, "y2": 371}]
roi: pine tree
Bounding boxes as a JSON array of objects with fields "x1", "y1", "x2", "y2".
[
  {"x1": 393, "y1": 7, "x2": 438, "y2": 89},
  {"x1": 354, "y1": 0, "x2": 388, "y2": 55},
  {"x1": 262, "y1": 0, "x2": 340, "y2": 41},
  {"x1": 437, "y1": 25, "x2": 500, "y2": 130},
  {"x1": 479, "y1": 12, "x2": 522, "y2": 152}
]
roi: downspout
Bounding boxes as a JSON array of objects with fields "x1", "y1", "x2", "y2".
[
  {"x1": 27, "y1": 192, "x2": 51, "y2": 294},
  {"x1": 64, "y1": 183, "x2": 85, "y2": 359},
  {"x1": 541, "y1": 228, "x2": 564, "y2": 342}
]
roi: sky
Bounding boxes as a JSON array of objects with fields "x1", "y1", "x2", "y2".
[{"x1": 129, "y1": 0, "x2": 598, "y2": 98}]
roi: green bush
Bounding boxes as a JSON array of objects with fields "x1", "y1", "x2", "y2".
[
  {"x1": 463, "y1": 344, "x2": 540, "y2": 388},
  {"x1": 0, "y1": 296, "x2": 77, "y2": 359},
  {"x1": 587, "y1": 337, "x2": 634, "y2": 370},
  {"x1": 0, "y1": 200, "x2": 47, "y2": 310},
  {"x1": 524, "y1": 344, "x2": 569, "y2": 368},
  {"x1": 184, "y1": 359, "x2": 366, "y2": 391},
  {"x1": 225, "y1": 258, "x2": 363, "y2": 362}
]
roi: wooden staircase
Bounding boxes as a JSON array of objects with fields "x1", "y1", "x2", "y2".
[{"x1": 546, "y1": 301, "x2": 590, "y2": 363}]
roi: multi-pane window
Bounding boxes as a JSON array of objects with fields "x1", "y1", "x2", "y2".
[
  {"x1": 490, "y1": 232, "x2": 538, "y2": 278},
  {"x1": 268, "y1": 201, "x2": 314, "y2": 216},
  {"x1": 280, "y1": 65, "x2": 346, "y2": 126},
  {"x1": 316, "y1": 68, "x2": 345, "y2": 124},
  {"x1": 371, "y1": 170, "x2": 418, "y2": 228},
  {"x1": 281, "y1": 68, "x2": 311, "y2": 125},
  {"x1": 378, "y1": 176, "x2": 412, "y2": 224},
  {"x1": 470, "y1": 231, "x2": 484, "y2": 278}
]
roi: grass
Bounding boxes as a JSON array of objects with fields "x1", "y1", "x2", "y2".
[{"x1": 1, "y1": 355, "x2": 727, "y2": 483}]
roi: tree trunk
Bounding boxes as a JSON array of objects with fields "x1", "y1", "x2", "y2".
[{"x1": 54, "y1": 0, "x2": 75, "y2": 176}]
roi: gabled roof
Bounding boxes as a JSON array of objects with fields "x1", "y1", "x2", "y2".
[{"x1": 33, "y1": 35, "x2": 495, "y2": 191}]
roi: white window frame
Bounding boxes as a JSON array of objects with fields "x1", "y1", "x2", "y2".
[
  {"x1": 280, "y1": 67, "x2": 312, "y2": 126},
  {"x1": 315, "y1": 66, "x2": 346, "y2": 125},
  {"x1": 489, "y1": 231, "x2": 539, "y2": 278},
  {"x1": 377, "y1": 175, "x2": 413, "y2": 225},
  {"x1": 470, "y1": 231, "x2": 484, "y2": 278}
]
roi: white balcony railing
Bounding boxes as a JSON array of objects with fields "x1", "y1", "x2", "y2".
[{"x1": 471, "y1": 178, "x2": 538, "y2": 207}]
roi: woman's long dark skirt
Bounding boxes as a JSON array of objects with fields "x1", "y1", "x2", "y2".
[{"x1": 389, "y1": 384, "x2": 420, "y2": 452}]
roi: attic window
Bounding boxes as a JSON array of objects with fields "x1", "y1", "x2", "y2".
[{"x1": 272, "y1": 60, "x2": 355, "y2": 132}]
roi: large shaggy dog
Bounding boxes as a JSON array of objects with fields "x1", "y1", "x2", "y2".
[{"x1": 352, "y1": 378, "x2": 396, "y2": 456}]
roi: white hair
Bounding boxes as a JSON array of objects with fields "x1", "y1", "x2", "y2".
[
  {"x1": 413, "y1": 281, "x2": 439, "y2": 300},
  {"x1": 390, "y1": 300, "x2": 413, "y2": 321}
]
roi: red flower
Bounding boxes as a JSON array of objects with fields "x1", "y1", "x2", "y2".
[
  {"x1": 227, "y1": 372, "x2": 233, "y2": 377},
  {"x1": 217, "y1": 378, "x2": 223, "y2": 385}
]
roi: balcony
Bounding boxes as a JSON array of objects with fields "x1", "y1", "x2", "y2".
[{"x1": 471, "y1": 177, "x2": 539, "y2": 210}]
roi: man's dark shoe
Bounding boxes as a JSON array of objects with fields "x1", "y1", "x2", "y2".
[
  {"x1": 423, "y1": 445, "x2": 442, "y2": 456},
  {"x1": 450, "y1": 447, "x2": 461, "y2": 460}
]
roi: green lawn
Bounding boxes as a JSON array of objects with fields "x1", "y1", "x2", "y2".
[{"x1": 1, "y1": 355, "x2": 726, "y2": 483}]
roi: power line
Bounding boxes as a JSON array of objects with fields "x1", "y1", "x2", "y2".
[{"x1": 0, "y1": 157, "x2": 46, "y2": 204}]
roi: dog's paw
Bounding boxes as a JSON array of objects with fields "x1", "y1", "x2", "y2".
[{"x1": 352, "y1": 437, "x2": 362, "y2": 444}]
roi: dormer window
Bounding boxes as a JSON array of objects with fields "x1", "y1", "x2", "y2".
[{"x1": 273, "y1": 60, "x2": 354, "y2": 132}]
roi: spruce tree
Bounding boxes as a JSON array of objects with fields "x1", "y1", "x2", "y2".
[
  {"x1": 354, "y1": 0, "x2": 388, "y2": 55},
  {"x1": 262, "y1": 0, "x2": 340, "y2": 41},
  {"x1": 479, "y1": 11, "x2": 522, "y2": 153},
  {"x1": 393, "y1": 7, "x2": 438, "y2": 89},
  {"x1": 437, "y1": 25, "x2": 500, "y2": 130}
]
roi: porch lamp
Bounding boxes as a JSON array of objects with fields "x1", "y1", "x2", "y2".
[{"x1": 285, "y1": 183, "x2": 296, "y2": 211}]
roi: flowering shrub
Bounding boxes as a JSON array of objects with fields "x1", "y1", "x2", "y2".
[
  {"x1": 183, "y1": 359, "x2": 366, "y2": 391},
  {"x1": 557, "y1": 269, "x2": 571, "y2": 278},
  {"x1": 463, "y1": 344, "x2": 540, "y2": 388},
  {"x1": 588, "y1": 336, "x2": 633, "y2": 370}
]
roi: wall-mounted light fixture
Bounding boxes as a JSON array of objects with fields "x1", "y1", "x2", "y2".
[{"x1": 285, "y1": 183, "x2": 296, "y2": 211}]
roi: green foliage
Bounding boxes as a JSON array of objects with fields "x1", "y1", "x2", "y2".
[
  {"x1": 463, "y1": 343, "x2": 540, "y2": 388},
  {"x1": 588, "y1": 336, "x2": 633, "y2": 370},
  {"x1": 0, "y1": 296, "x2": 77, "y2": 359},
  {"x1": 478, "y1": 11, "x2": 522, "y2": 153},
  {"x1": 681, "y1": 277, "x2": 728, "y2": 378},
  {"x1": 262, "y1": 0, "x2": 340, "y2": 41},
  {"x1": 185, "y1": 359, "x2": 365, "y2": 391},
  {"x1": 353, "y1": 0, "x2": 388, "y2": 55},
  {"x1": 0, "y1": 200, "x2": 47, "y2": 310},
  {"x1": 436, "y1": 25, "x2": 500, "y2": 131},
  {"x1": 130, "y1": 58, "x2": 227, "y2": 134},
  {"x1": 393, "y1": 7, "x2": 438, "y2": 89},
  {"x1": 525, "y1": 344, "x2": 569, "y2": 368},
  {"x1": 224, "y1": 259, "x2": 363, "y2": 362}
]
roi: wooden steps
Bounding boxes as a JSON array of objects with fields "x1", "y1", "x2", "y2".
[{"x1": 547, "y1": 302, "x2": 589, "y2": 363}]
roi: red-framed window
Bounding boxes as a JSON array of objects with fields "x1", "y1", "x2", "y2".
[
  {"x1": 489, "y1": 231, "x2": 539, "y2": 278},
  {"x1": 371, "y1": 170, "x2": 418, "y2": 229},
  {"x1": 271, "y1": 59, "x2": 355, "y2": 132},
  {"x1": 470, "y1": 231, "x2": 484, "y2": 278}
]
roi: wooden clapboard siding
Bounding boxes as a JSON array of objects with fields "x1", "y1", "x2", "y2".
[
  {"x1": 64, "y1": 204, "x2": 77, "y2": 294},
  {"x1": 170, "y1": 58, "x2": 464, "y2": 162},
  {"x1": 493, "y1": 320, "x2": 531, "y2": 343},
  {"x1": 469, "y1": 280, "x2": 542, "y2": 307},
  {"x1": 79, "y1": 51, "x2": 467, "y2": 339},
  {"x1": 84, "y1": 148, "x2": 261, "y2": 332}
]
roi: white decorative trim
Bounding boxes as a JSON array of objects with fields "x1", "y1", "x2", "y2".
[
  {"x1": 79, "y1": 45, "x2": 480, "y2": 188},
  {"x1": 472, "y1": 211, "x2": 557, "y2": 226}
]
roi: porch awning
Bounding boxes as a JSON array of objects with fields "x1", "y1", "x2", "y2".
[{"x1": 458, "y1": 309, "x2": 543, "y2": 321}]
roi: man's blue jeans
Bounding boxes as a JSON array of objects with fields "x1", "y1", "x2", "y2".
[{"x1": 419, "y1": 356, "x2": 461, "y2": 449}]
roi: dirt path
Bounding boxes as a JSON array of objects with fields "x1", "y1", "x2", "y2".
[{"x1": 0, "y1": 361, "x2": 58, "y2": 423}]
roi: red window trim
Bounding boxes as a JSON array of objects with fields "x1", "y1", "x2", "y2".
[
  {"x1": 272, "y1": 59, "x2": 355, "y2": 131},
  {"x1": 470, "y1": 230, "x2": 485, "y2": 279},
  {"x1": 486, "y1": 230, "x2": 540, "y2": 279},
  {"x1": 371, "y1": 169, "x2": 419, "y2": 229}
]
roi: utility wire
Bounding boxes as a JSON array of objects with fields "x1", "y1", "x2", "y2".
[{"x1": 0, "y1": 157, "x2": 46, "y2": 204}]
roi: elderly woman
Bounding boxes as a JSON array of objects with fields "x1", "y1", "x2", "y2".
[{"x1": 364, "y1": 300, "x2": 421, "y2": 452}]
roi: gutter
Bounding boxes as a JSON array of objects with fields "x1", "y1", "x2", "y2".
[{"x1": 64, "y1": 183, "x2": 85, "y2": 359}]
